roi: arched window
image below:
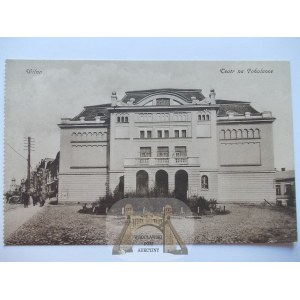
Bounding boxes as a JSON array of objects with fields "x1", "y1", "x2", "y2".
[
  {"x1": 225, "y1": 129, "x2": 231, "y2": 139},
  {"x1": 136, "y1": 170, "x2": 149, "y2": 195},
  {"x1": 243, "y1": 129, "x2": 248, "y2": 139},
  {"x1": 231, "y1": 129, "x2": 237, "y2": 139},
  {"x1": 249, "y1": 129, "x2": 254, "y2": 139},
  {"x1": 121, "y1": 116, "x2": 124, "y2": 123},
  {"x1": 87, "y1": 132, "x2": 92, "y2": 141},
  {"x1": 201, "y1": 175, "x2": 209, "y2": 190},
  {"x1": 117, "y1": 116, "x2": 120, "y2": 123},
  {"x1": 254, "y1": 128, "x2": 260, "y2": 138},
  {"x1": 219, "y1": 130, "x2": 225, "y2": 140},
  {"x1": 206, "y1": 114, "x2": 210, "y2": 121},
  {"x1": 198, "y1": 115, "x2": 201, "y2": 121},
  {"x1": 125, "y1": 116, "x2": 128, "y2": 123},
  {"x1": 93, "y1": 132, "x2": 97, "y2": 141},
  {"x1": 237, "y1": 129, "x2": 242, "y2": 139}
]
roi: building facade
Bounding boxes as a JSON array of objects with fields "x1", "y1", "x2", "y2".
[
  {"x1": 58, "y1": 88, "x2": 276, "y2": 203},
  {"x1": 275, "y1": 169, "x2": 295, "y2": 206}
]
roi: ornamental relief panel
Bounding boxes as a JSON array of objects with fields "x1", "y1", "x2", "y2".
[
  {"x1": 219, "y1": 128, "x2": 260, "y2": 140},
  {"x1": 71, "y1": 131, "x2": 107, "y2": 142}
]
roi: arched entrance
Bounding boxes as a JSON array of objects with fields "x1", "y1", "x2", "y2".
[
  {"x1": 136, "y1": 170, "x2": 149, "y2": 195},
  {"x1": 175, "y1": 170, "x2": 188, "y2": 201},
  {"x1": 155, "y1": 170, "x2": 169, "y2": 196}
]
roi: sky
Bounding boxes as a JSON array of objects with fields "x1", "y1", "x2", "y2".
[{"x1": 4, "y1": 60, "x2": 294, "y2": 190}]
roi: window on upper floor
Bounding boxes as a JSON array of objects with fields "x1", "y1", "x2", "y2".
[
  {"x1": 201, "y1": 175, "x2": 209, "y2": 190},
  {"x1": 140, "y1": 131, "x2": 145, "y2": 139},
  {"x1": 117, "y1": 115, "x2": 129, "y2": 123},
  {"x1": 198, "y1": 114, "x2": 210, "y2": 121},
  {"x1": 157, "y1": 146, "x2": 169, "y2": 157},
  {"x1": 147, "y1": 130, "x2": 152, "y2": 138},
  {"x1": 140, "y1": 147, "x2": 151, "y2": 157},
  {"x1": 164, "y1": 130, "x2": 169, "y2": 138},
  {"x1": 156, "y1": 98, "x2": 170, "y2": 106},
  {"x1": 182, "y1": 130, "x2": 187, "y2": 138},
  {"x1": 175, "y1": 130, "x2": 179, "y2": 138},
  {"x1": 157, "y1": 130, "x2": 162, "y2": 138},
  {"x1": 175, "y1": 146, "x2": 187, "y2": 157}
]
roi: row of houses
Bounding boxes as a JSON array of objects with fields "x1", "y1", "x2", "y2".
[{"x1": 30, "y1": 152, "x2": 60, "y2": 198}]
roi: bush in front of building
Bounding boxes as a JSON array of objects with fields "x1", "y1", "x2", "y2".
[
  {"x1": 124, "y1": 187, "x2": 175, "y2": 199},
  {"x1": 187, "y1": 196, "x2": 210, "y2": 214}
]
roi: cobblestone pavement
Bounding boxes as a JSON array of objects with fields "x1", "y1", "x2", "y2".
[
  {"x1": 183, "y1": 204, "x2": 297, "y2": 244},
  {"x1": 4, "y1": 203, "x2": 297, "y2": 245},
  {"x1": 5, "y1": 204, "x2": 107, "y2": 245},
  {"x1": 4, "y1": 203, "x2": 44, "y2": 240}
]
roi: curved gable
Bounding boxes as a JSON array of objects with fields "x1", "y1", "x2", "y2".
[{"x1": 135, "y1": 92, "x2": 191, "y2": 106}]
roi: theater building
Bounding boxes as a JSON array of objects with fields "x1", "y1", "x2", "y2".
[{"x1": 58, "y1": 88, "x2": 276, "y2": 203}]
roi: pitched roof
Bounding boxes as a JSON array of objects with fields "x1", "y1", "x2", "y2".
[
  {"x1": 71, "y1": 103, "x2": 111, "y2": 122},
  {"x1": 275, "y1": 170, "x2": 295, "y2": 181},
  {"x1": 70, "y1": 89, "x2": 263, "y2": 120},
  {"x1": 216, "y1": 101, "x2": 260, "y2": 116}
]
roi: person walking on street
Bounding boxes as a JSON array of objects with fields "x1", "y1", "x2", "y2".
[
  {"x1": 40, "y1": 191, "x2": 46, "y2": 207},
  {"x1": 23, "y1": 191, "x2": 29, "y2": 208}
]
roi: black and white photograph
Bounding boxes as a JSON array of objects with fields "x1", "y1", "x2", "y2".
[{"x1": 3, "y1": 60, "x2": 297, "y2": 249}]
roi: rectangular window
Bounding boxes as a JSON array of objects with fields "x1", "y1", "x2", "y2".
[
  {"x1": 156, "y1": 98, "x2": 170, "y2": 106},
  {"x1": 164, "y1": 130, "x2": 169, "y2": 138},
  {"x1": 140, "y1": 131, "x2": 145, "y2": 139},
  {"x1": 175, "y1": 146, "x2": 187, "y2": 157},
  {"x1": 157, "y1": 146, "x2": 169, "y2": 157},
  {"x1": 147, "y1": 130, "x2": 152, "y2": 138},
  {"x1": 157, "y1": 130, "x2": 162, "y2": 138},
  {"x1": 285, "y1": 184, "x2": 292, "y2": 195},
  {"x1": 276, "y1": 184, "x2": 281, "y2": 196},
  {"x1": 140, "y1": 147, "x2": 151, "y2": 157},
  {"x1": 182, "y1": 130, "x2": 187, "y2": 138},
  {"x1": 175, "y1": 130, "x2": 179, "y2": 138}
]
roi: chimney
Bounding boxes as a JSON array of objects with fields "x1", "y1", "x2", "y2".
[
  {"x1": 111, "y1": 91, "x2": 118, "y2": 106},
  {"x1": 209, "y1": 89, "x2": 216, "y2": 104},
  {"x1": 281, "y1": 168, "x2": 286, "y2": 172}
]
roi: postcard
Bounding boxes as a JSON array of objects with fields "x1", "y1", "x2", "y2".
[{"x1": 3, "y1": 60, "x2": 297, "y2": 255}]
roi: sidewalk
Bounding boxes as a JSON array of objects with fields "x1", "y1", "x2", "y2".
[{"x1": 4, "y1": 204, "x2": 44, "y2": 240}]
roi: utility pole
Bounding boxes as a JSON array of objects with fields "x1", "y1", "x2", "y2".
[
  {"x1": 24, "y1": 136, "x2": 35, "y2": 192},
  {"x1": 27, "y1": 137, "x2": 31, "y2": 191}
]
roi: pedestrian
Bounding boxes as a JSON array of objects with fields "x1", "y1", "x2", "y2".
[
  {"x1": 23, "y1": 191, "x2": 29, "y2": 208},
  {"x1": 40, "y1": 191, "x2": 46, "y2": 207},
  {"x1": 32, "y1": 191, "x2": 38, "y2": 206}
]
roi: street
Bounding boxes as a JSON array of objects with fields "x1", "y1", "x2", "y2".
[
  {"x1": 4, "y1": 203, "x2": 44, "y2": 240},
  {"x1": 4, "y1": 203, "x2": 297, "y2": 245}
]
